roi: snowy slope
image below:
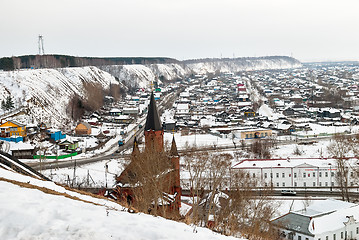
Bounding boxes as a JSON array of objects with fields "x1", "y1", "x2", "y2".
[
  {"x1": 0, "y1": 168, "x2": 239, "y2": 240},
  {"x1": 0, "y1": 66, "x2": 120, "y2": 126},
  {"x1": 186, "y1": 57, "x2": 302, "y2": 74},
  {"x1": 100, "y1": 63, "x2": 191, "y2": 89}
]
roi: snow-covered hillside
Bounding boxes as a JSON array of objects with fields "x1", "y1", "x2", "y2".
[
  {"x1": 0, "y1": 57, "x2": 302, "y2": 128},
  {"x1": 0, "y1": 66, "x2": 121, "y2": 127},
  {"x1": 100, "y1": 63, "x2": 191, "y2": 89},
  {"x1": 185, "y1": 56, "x2": 302, "y2": 74},
  {"x1": 0, "y1": 168, "x2": 238, "y2": 240}
]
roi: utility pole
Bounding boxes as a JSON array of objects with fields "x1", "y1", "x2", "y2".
[
  {"x1": 38, "y1": 35, "x2": 45, "y2": 55},
  {"x1": 72, "y1": 156, "x2": 76, "y2": 187},
  {"x1": 105, "y1": 164, "x2": 108, "y2": 188}
]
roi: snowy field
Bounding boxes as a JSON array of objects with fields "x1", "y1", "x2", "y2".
[
  {"x1": 164, "y1": 132, "x2": 236, "y2": 150},
  {"x1": 272, "y1": 138, "x2": 333, "y2": 158},
  {"x1": 0, "y1": 168, "x2": 239, "y2": 240}
]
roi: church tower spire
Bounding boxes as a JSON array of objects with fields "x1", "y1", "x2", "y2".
[{"x1": 144, "y1": 92, "x2": 164, "y2": 152}]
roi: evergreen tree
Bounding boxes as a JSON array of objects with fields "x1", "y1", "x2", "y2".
[
  {"x1": 5, "y1": 96, "x2": 14, "y2": 111},
  {"x1": 1, "y1": 99, "x2": 6, "y2": 111}
]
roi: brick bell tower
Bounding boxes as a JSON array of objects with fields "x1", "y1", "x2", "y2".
[
  {"x1": 144, "y1": 92, "x2": 164, "y2": 152},
  {"x1": 169, "y1": 135, "x2": 181, "y2": 209}
]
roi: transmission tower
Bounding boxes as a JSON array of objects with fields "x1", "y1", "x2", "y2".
[{"x1": 38, "y1": 35, "x2": 45, "y2": 55}]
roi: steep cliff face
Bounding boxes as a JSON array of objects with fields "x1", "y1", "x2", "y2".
[
  {"x1": 0, "y1": 66, "x2": 121, "y2": 126},
  {"x1": 184, "y1": 56, "x2": 302, "y2": 74},
  {"x1": 99, "y1": 63, "x2": 191, "y2": 89}
]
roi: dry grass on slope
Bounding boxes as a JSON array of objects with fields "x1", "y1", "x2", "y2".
[{"x1": 0, "y1": 177, "x2": 122, "y2": 209}]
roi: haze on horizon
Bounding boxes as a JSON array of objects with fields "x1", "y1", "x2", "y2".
[{"x1": 1, "y1": 0, "x2": 358, "y2": 62}]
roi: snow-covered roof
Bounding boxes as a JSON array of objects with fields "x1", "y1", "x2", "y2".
[
  {"x1": 176, "y1": 103, "x2": 189, "y2": 110},
  {"x1": 232, "y1": 158, "x2": 358, "y2": 169},
  {"x1": 110, "y1": 108, "x2": 121, "y2": 113},
  {"x1": 9, "y1": 142, "x2": 35, "y2": 151},
  {"x1": 295, "y1": 199, "x2": 356, "y2": 217},
  {"x1": 309, "y1": 204, "x2": 359, "y2": 235}
]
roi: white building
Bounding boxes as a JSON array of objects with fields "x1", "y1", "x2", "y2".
[
  {"x1": 232, "y1": 158, "x2": 359, "y2": 189},
  {"x1": 176, "y1": 103, "x2": 190, "y2": 115},
  {"x1": 272, "y1": 199, "x2": 359, "y2": 240}
]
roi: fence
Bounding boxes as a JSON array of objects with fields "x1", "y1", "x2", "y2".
[
  {"x1": 33, "y1": 152, "x2": 77, "y2": 159},
  {"x1": 0, "y1": 137, "x2": 23, "y2": 142}
]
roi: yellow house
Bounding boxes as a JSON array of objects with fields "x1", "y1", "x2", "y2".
[
  {"x1": 0, "y1": 120, "x2": 27, "y2": 137},
  {"x1": 75, "y1": 122, "x2": 91, "y2": 135},
  {"x1": 235, "y1": 128, "x2": 272, "y2": 139}
]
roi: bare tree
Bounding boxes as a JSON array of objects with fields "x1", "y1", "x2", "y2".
[
  {"x1": 82, "y1": 82, "x2": 104, "y2": 111},
  {"x1": 182, "y1": 145, "x2": 277, "y2": 239},
  {"x1": 250, "y1": 138, "x2": 271, "y2": 159},
  {"x1": 117, "y1": 147, "x2": 179, "y2": 219},
  {"x1": 215, "y1": 170, "x2": 278, "y2": 239},
  {"x1": 327, "y1": 134, "x2": 352, "y2": 201}
]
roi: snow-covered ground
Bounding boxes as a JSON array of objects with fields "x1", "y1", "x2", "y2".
[
  {"x1": 164, "y1": 132, "x2": 236, "y2": 150},
  {"x1": 0, "y1": 168, "x2": 240, "y2": 240},
  {"x1": 272, "y1": 138, "x2": 333, "y2": 158},
  {"x1": 43, "y1": 157, "x2": 125, "y2": 188},
  {"x1": 293, "y1": 122, "x2": 359, "y2": 137}
]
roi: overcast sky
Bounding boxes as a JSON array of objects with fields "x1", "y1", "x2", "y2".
[{"x1": 1, "y1": 0, "x2": 358, "y2": 62}]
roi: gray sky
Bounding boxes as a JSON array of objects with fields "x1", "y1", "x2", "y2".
[{"x1": 1, "y1": 0, "x2": 359, "y2": 62}]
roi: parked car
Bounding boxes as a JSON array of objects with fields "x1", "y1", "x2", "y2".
[
  {"x1": 118, "y1": 139, "x2": 125, "y2": 146},
  {"x1": 281, "y1": 190, "x2": 296, "y2": 196}
]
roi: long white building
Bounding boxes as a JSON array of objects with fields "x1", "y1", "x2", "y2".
[{"x1": 231, "y1": 158, "x2": 359, "y2": 189}]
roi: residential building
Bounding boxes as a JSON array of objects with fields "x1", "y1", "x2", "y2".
[
  {"x1": 0, "y1": 120, "x2": 26, "y2": 137},
  {"x1": 272, "y1": 199, "x2": 359, "y2": 240},
  {"x1": 231, "y1": 158, "x2": 359, "y2": 188},
  {"x1": 233, "y1": 128, "x2": 272, "y2": 139}
]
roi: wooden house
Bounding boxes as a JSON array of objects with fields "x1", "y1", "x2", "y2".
[
  {"x1": 75, "y1": 122, "x2": 91, "y2": 135},
  {"x1": 58, "y1": 140, "x2": 79, "y2": 151}
]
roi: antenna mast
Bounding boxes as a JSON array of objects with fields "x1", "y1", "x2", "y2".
[{"x1": 38, "y1": 35, "x2": 45, "y2": 55}]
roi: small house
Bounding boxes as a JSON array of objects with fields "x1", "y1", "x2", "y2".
[
  {"x1": 10, "y1": 142, "x2": 35, "y2": 159},
  {"x1": 0, "y1": 120, "x2": 26, "y2": 138},
  {"x1": 58, "y1": 139, "x2": 79, "y2": 151},
  {"x1": 48, "y1": 129, "x2": 66, "y2": 141}
]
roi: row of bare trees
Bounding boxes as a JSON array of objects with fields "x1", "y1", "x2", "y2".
[{"x1": 181, "y1": 145, "x2": 279, "y2": 239}]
